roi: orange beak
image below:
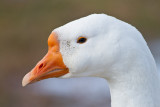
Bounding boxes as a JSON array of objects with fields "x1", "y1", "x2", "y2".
[{"x1": 22, "y1": 32, "x2": 69, "y2": 86}]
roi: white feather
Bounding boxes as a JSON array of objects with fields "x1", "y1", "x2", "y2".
[{"x1": 53, "y1": 14, "x2": 160, "y2": 107}]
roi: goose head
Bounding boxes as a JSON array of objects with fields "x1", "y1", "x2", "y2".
[{"x1": 22, "y1": 14, "x2": 150, "y2": 86}]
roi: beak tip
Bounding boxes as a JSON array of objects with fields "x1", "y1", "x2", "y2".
[{"x1": 22, "y1": 72, "x2": 31, "y2": 87}]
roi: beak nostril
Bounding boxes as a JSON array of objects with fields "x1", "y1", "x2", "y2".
[{"x1": 39, "y1": 63, "x2": 43, "y2": 69}]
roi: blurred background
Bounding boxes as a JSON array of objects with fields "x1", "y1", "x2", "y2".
[{"x1": 0, "y1": 0, "x2": 160, "y2": 107}]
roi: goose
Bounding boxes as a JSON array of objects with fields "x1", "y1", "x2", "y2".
[{"x1": 22, "y1": 14, "x2": 160, "y2": 107}]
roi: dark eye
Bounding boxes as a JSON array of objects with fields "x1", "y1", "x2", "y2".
[{"x1": 77, "y1": 37, "x2": 87, "y2": 44}]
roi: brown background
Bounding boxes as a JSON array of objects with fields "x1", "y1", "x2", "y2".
[{"x1": 0, "y1": 0, "x2": 160, "y2": 107}]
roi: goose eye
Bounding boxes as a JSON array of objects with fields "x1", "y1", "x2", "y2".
[{"x1": 77, "y1": 37, "x2": 87, "y2": 44}]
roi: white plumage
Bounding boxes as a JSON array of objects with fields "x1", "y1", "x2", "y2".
[
  {"x1": 23, "y1": 13, "x2": 160, "y2": 107},
  {"x1": 53, "y1": 14, "x2": 160, "y2": 107}
]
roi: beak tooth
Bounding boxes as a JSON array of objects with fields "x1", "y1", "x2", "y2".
[{"x1": 22, "y1": 72, "x2": 31, "y2": 87}]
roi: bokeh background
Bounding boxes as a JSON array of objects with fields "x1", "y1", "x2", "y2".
[{"x1": 0, "y1": 0, "x2": 160, "y2": 107}]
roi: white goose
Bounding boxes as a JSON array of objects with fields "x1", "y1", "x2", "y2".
[{"x1": 22, "y1": 14, "x2": 160, "y2": 107}]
